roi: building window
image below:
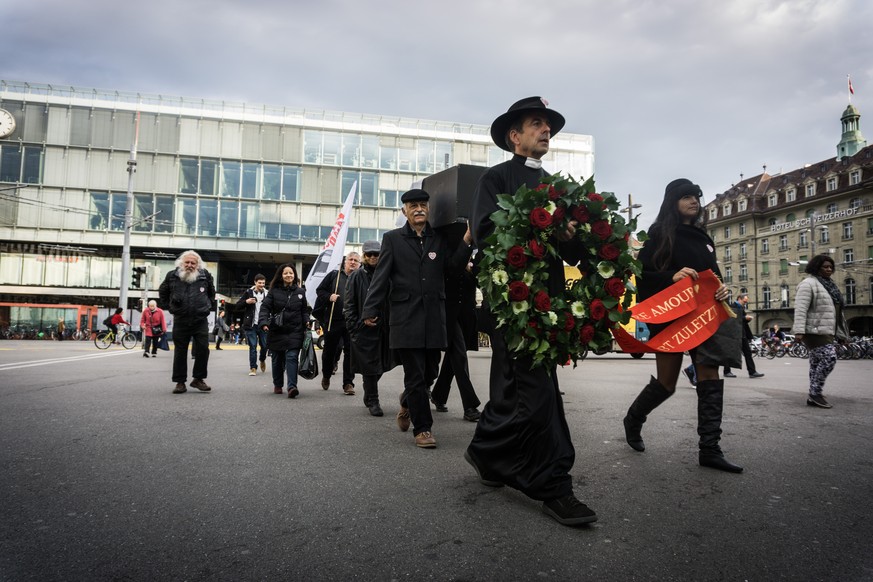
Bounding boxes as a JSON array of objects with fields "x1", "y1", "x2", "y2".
[
  {"x1": 761, "y1": 261, "x2": 769, "y2": 276},
  {"x1": 768, "y1": 194, "x2": 778, "y2": 207},
  {"x1": 805, "y1": 183, "x2": 816, "y2": 197},
  {"x1": 761, "y1": 239, "x2": 770, "y2": 254},
  {"x1": 798, "y1": 255, "x2": 808, "y2": 272},
  {"x1": 709, "y1": 207, "x2": 718, "y2": 220},
  {"x1": 768, "y1": 217, "x2": 777, "y2": 226},
  {"x1": 786, "y1": 213, "x2": 796, "y2": 223},
  {"x1": 821, "y1": 228, "x2": 830, "y2": 243},
  {"x1": 722, "y1": 203, "x2": 732, "y2": 216},
  {"x1": 724, "y1": 266, "x2": 732, "y2": 284},
  {"x1": 826, "y1": 177, "x2": 837, "y2": 191},
  {"x1": 739, "y1": 242, "x2": 747, "y2": 259},
  {"x1": 724, "y1": 246, "x2": 732, "y2": 261},
  {"x1": 845, "y1": 278, "x2": 856, "y2": 305},
  {"x1": 799, "y1": 231, "x2": 809, "y2": 248},
  {"x1": 0, "y1": 145, "x2": 44, "y2": 184},
  {"x1": 779, "y1": 258, "x2": 788, "y2": 275},
  {"x1": 342, "y1": 171, "x2": 379, "y2": 206},
  {"x1": 849, "y1": 170, "x2": 861, "y2": 185},
  {"x1": 849, "y1": 197, "x2": 861, "y2": 211},
  {"x1": 844, "y1": 248, "x2": 854, "y2": 264},
  {"x1": 740, "y1": 264, "x2": 748, "y2": 282},
  {"x1": 724, "y1": 226, "x2": 731, "y2": 239},
  {"x1": 827, "y1": 202, "x2": 838, "y2": 213},
  {"x1": 779, "y1": 234, "x2": 788, "y2": 251},
  {"x1": 738, "y1": 199, "x2": 747, "y2": 212},
  {"x1": 805, "y1": 208, "x2": 816, "y2": 219},
  {"x1": 739, "y1": 223, "x2": 746, "y2": 235},
  {"x1": 786, "y1": 188, "x2": 796, "y2": 202},
  {"x1": 843, "y1": 222, "x2": 853, "y2": 240},
  {"x1": 380, "y1": 189, "x2": 402, "y2": 208},
  {"x1": 781, "y1": 283, "x2": 790, "y2": 307},
  {"x1": 762, "y1": 286, "x2": 771, "y2": 309}
]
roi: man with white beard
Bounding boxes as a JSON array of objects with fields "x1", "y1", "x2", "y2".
[{"x1": 159, "y1": 250, "x2": 217, "y2": 394}]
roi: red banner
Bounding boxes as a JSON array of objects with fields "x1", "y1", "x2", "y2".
[{"x1": 612, "y1": 270, "x2": 734, "y2": 353}]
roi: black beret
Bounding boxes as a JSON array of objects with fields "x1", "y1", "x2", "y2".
[{"x1": 401, "y1": 189, "x2": 430, "y2": 203}]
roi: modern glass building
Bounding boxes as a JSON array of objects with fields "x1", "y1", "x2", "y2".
[{"x1": 0, "y1": 80, "x2": 594, "y2": 331}]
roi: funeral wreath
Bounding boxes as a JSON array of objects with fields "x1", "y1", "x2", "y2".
[{"x1": 477, "y1": 173, "x2": 645, "y2": 368}]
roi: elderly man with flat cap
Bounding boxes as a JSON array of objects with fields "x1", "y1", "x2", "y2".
[
  {"x1": 362, "y1": 189, "x2": 473, "y2": 448},
  {"x1": 465, "y1": 97, "x2": 596, "y2": 526}
]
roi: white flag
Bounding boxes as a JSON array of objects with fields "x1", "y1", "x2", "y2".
[{"x1": 305, "y1": 181, "x2": 357, "y2": 307}]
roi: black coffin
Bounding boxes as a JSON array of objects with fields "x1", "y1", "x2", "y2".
[{"x1": 422, "y1": 164, "x2": 488, "y2": 230}]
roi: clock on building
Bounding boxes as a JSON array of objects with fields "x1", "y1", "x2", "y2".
[{"x1": 0, "y1": 109, "x2": 16, "y2": 138}]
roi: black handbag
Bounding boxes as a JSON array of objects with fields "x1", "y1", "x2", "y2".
[
  {"x1": 270, "y1": 294, "x2": 292, "y2": 329},
  {"x1": 151, "y1": 325, "x2": 163, "y2": 336},
  {"x1": 298, "y1": 332, "x2": 319, "y2": 380}
]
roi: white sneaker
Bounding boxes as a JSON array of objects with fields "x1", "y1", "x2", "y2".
[{"x1": 249, "y1": 368, "x2": 257, "y2": 376}]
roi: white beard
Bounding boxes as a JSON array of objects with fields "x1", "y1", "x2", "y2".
[{"x1": 177, "y1": 267, "x2": 200, "y2": 284}]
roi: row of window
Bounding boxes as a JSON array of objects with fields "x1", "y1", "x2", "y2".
[
  {"x1": 717, "y1": 212, "x2": 871, "y2": 241},
  {"x1": 723, "y1": 228, "x2": 873, "y2": 260},
  {"x1": 0, "y1": 145, "x2": 43, "y2": 184},
  {"x1": 715, "y1": 171, "x2": 864, "y2": 218},
  {"x1": 302, "y1": 131, "x2": 460, "y2": 174},
  {"x1": 728, "y1": 278, "x2": 869, "y2": 310},
  {"x1": 88, "y1": 192, "x2": 387, "y2": 242}
]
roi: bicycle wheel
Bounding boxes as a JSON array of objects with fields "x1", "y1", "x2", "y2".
[
  {"x1": 121, "y1": 332, "x2": 138, "y2": 350},
  {"x1": 95, "y1": 332, "x2": 112, "y2": 349}
]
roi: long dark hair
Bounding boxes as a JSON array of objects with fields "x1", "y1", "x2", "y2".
[
  {"x1": 269, "y1": 263, "x2": 299, "y2": 289},
  {"x1": 647, "y1": 178, "x2": 706, "y2": 270}
]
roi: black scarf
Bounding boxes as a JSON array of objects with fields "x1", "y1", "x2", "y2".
[{"x1": 815, "y1": 276, "x2": 844, "y2": 308}]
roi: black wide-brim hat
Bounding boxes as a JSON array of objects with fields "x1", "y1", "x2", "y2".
[{"x1": 490, "y1": 96, "x2": 566, "y2": 152}]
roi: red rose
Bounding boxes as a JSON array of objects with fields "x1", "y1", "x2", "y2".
[
  {"x1": 591, "y1": 220, "x2": 612, "y2": 240},
  {"x1": 548, "y1": 186, "x2": 561, "y2": 201},
  {"x1": 551, "y1": 206, "x2": 566, "y2": 226},
  {"x1": 605, "y1": 277, "x2": 626, "y2": 298},
  {"x1": 598, "y1": 243, "x2": 620, "y2": 261},
  {"x1": 579, "y1": 324, "x2": 596, "y2": 344},
  {"x1": 533, "y1": 291, "x2": 551, "y2": 312},
  {"x1": 571, "y1": 205, "x2": 590, "y2": 223},
  {"x1": 590, "y1": 298, "x2": 607, "y2": 320},
  {"x1": 530, "y1": 207, "x2": 552, "y2": 229},
  {"x1": 529, "y1": 239, "x2": 546, "y2": 259},
  {"x1": 527, "y1": 320, "x2": 539, "y2": 333},
  {"x1": 508, "y1": 280, "x2": 530, "y2": 302},
  {"x1": 507, "y1": 245, "x2": 527, "y2": 269},
  {"x1": 548, "y1": 331, "x2": 558, "y2": 342},
  {"x1": 588, "y1": 193, "x2": 603, "y2": 202},
  {"x1": 563, "y1": 312, "x2": 575, "y2": 331}
]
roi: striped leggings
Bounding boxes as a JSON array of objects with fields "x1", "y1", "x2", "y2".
[{"x1": 808, "y1": 343, "x2": 836, "y2": 397}]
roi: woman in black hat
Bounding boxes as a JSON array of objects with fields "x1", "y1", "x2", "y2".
[{"x1": 622, "y1": 178, "x2": 743, "y2": 473}]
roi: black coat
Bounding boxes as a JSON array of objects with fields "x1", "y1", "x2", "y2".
[
  {"x1": 362, "y1": 222, "x2": 470, "y2": 350},
  {"x1": 637, "y1": 224, "x2": 722, "y2": 302},
  {"x1": 314, "y1": 269, "x2": 348, "y2": 330},
  {"x1": 258, "y1": 283, "x2": 311, "y2": 351},
  {"x1": 344, "y1": 265, "x2": 396, "y2": 375},
  {"x1": 158, "y1": 269, "x2": 216, "y2": 322},
  {"x1": 445, "y1": 265, "x2": 479, "y2": 351},
  {"x1": 732, "y1": 301, "x2": 754, "y2": 340},
  {"x1": 234, "y1": 286, "x2": 266, "y2": 329}
]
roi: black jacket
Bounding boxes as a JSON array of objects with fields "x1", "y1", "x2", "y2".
[
  {"x1": 362, "y1": 222, "x2": 470, "y2": 350},
  {"x1": 235, "y1": 286, "x2": 267, "y2": 329},
  {"x1": 637, "y1": 224, "x2": 721, "y2": 302},
  {"x1": 158, "y1": 269, "x2": 216, "y2": 322},
  {"x1": 733, "y1": 301, "x2": 754, "y2": 340},
  {"x1": 314, "y1": 269, "x2": 348, "y2": 330},
  {"x1": 258, "y1": 283, "x2": 311, "y2": 351},
  {"x1": 344, "y1": 264, "x2": 396, "y2": 375}
]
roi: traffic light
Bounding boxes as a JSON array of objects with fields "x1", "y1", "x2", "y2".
[{"x1": 131, "y1": 266, "x2": 147, "y2": 287}]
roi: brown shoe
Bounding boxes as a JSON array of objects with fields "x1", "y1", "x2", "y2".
[
  {"x1": 396, "y1": 407, "x2": 410, "y2": 432},
  {"x1": 415, "y1": 431, "x2": 437, "y2": 448},
  {"x1": 321, "y1": 377, "x2": 330, "y2": 390},
  {"x1": 190, "y1": 378, "x2": 211, "y2": 392},
  {"x1": 173, "y1": 382, "x2": 187, "y2": 394},
  {"x1": 342, "y1": 383, "x2": 355, "y2": 396},
  {"x1": 260, "y1": 360, "x2": 266, "y2": 373},
  {"x1": 273, "y1": 386, "x2": 283, "y2": 394}
]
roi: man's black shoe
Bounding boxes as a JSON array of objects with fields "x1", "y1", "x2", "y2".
[
  {"x1": 368, "y1": 401, "x2": 384, "y2": 417},
  {"x1": 749, "y1": 372, "x2": 764, "y2": 378},
  {"x1": 463, "y1": 408, "x2": 481, "y2": 422},
  {"x1": 464, "y1": 449, "x2": 503, "y2": 487},
  {"x1": 724, "y1": 372, "x2": 737, "y2": 378},
  {"x1": 541, "y1": 495, "x2": 598, "y2": 526},
  {"x1": 431, "y1": 397, "x2": 448, "y2": 412}
]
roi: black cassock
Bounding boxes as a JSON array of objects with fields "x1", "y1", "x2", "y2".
[{"x1": 468, "y1": 154, "x2": 585, "y2": 501}]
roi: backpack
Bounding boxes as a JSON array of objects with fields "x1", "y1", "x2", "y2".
[{"x1": 103, "y1": 316, "x2": 113, "y2": 328}]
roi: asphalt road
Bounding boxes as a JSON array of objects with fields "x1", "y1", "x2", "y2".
[{"x1": 1, "y1": 340, "x2": 871, "y2": 581}]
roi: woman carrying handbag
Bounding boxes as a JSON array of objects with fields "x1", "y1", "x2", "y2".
[{"x1": 259, "y1": 263, "x2": 311, "y2": 398}]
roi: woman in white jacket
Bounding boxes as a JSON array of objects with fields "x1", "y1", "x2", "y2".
[{"x1": 793, "y1": 254, "x2": 849, "y2": 409}]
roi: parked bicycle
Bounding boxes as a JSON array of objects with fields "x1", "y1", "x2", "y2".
[{"x1": 94, "y1": 324, "x2": 138, "y2": 350}]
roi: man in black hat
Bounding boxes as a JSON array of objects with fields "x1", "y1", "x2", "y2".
[
  {"x1": 465, "y1": 97, "x2": 597, "y2": 526},
  {"x1": 362, "y1": 189, "x2": 473, "y2": 448}
]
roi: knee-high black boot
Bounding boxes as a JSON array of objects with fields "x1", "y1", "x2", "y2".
[
  {"x1": 696, "y1": 379, "x2": 743, "y2": 473},
  {"x1": 623, "y1": 376, "x2": 673, "y2": 452}
]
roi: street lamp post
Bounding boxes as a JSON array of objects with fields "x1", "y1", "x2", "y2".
[{"x1": 621, "y1": 193, "x2": 642, "y2": 225}]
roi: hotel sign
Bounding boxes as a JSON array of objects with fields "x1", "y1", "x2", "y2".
[{"x1": 769, "y1": 207, "x2": 858, "y2": 232}]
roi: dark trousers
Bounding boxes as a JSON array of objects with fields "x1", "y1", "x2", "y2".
[
  {"x1": 397, "y1": 348, "x2": 440, "y2": 436},
  {"x1": 271, "y1": 349, "x2": 300, "y2": 390},
  {"x1": 725, "y1": 339, "x2": 757, "y2": 375},
  {"x1": 172, "y1": 318, "x2": 209, "y2": 383},
  {"x1": 322, "y1": 325, "x2": 353, "y2": 386},
  {"x1": 244, "y1": 328, "x2": 268, "y2": 369},
  {"x1": 468, "y1": 326, "x2": 574, "y2": 501},
  {"x1": 431, "y1": 320, "x2": 481, "y2": 410},
  {"x1": 143, "y1": 335, "x2": 159, "y2": 355}
]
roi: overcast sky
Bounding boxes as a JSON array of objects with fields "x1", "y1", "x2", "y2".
[{"x1": 3, "y1": 0, "x2": 871, "y2": 227}]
